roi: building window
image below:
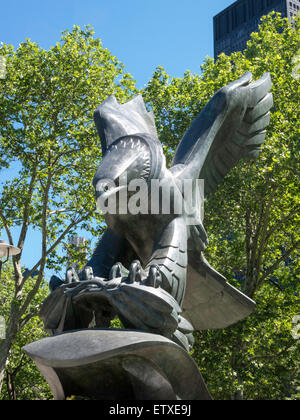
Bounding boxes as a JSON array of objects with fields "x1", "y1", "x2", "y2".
[
  {"x1": 226, "y1": 11, "x2": 230, "y2": 33},
  {"x1": 232, "y1": 7, "x2": 236, "y2": 29},
  {"x1": 249, "y1": 0, "x2": 255, "y2": 18}
]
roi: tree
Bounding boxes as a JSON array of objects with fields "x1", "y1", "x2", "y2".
[
  {"x1": 0, "y1": 26, "x2": 137, "y2": 394},
  {"x1": 143, "y1": 13, "x2": 299, "y2": 399},
  {"x1": 1, "y1": 13, "x2": 298, "y2": 400},
  {"x1": 0, "y1": 263, "x2": 51, "y2": 400}
]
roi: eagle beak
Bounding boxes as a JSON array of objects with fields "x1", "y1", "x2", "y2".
[
  {"x1": 96, "y1": 184, "x2": 127, "y2": 200},
  {"x1": 95, "y1": 182, "x2": 127, "y2": 213}
]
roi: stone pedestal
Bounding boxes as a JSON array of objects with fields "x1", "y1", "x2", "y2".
[{"x1": 23, "y1": 329, "x2": 211, "y2": 400}]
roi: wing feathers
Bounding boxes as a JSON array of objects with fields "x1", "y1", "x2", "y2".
[
  {"x1": 213, "y1": 153, "x2": 229, "y2": 176},
  {"x1": 244, "y1": 93, "x2": 273, "y2": 123},
  {"x1": 182, "y1": 72, "x2": 273, "y2": 196},
  {"x1": 239, "y1": 111, "x2": 271, "y2": 135},
  {"x1": 243, "y1": 131, "x2": 267, "y2": 147},
  {"x1": 248, "y1": 73, "x2": 272, "y2": 107},
  {"x1": 183, "y1": 254, "x2": 256, "y2": 330},
  {"x1": 171, "y1": 73, "x2": 273, "y2": 196}
]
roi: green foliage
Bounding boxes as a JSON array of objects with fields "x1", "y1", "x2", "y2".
[
  {"x1": 144, "y1": 13, "x2": 299, "y2": 400},
  {"x1": 0, "y1": 14, "x2": 298, "y2": 400},
  {"x1": 0, "y1": 25, "x2": 137, "y2": 270},
  {"x1": 193, "y1": 271, "x2": 300, "y2": 400},
  {"x1": 0, "y1": 26, "x2": 137, "y2": 397},
  {"x1": 0, "y1": 263, "x2": 51, "y2": 399}
]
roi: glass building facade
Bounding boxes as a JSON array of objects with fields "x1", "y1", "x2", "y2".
[{"x1": 214, "y1": 0, "x2": 299, "y2": 59}]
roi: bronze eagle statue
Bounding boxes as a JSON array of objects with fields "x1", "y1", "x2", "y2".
[{"x1": 43, "y1": 72, "x2": 273, "y2": 352}]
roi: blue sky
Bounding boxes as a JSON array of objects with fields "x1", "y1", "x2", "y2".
[
  {"x1": 0, "y1": 0, "x2": 234, "y2": 88},
  {"x1": 0, "y1": 0, "x2": 234, "y2": 278}
]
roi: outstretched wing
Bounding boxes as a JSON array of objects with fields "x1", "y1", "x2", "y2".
[
  {"x1": 170, "y1": 72, "x2": 273, "y2": 196},
  {"x1": 183, "y1": 252, "x2": 256, "y2": 330}
]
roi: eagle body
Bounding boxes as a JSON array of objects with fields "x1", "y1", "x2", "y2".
[{"x1": 45, "y1": 73, "x2": 273, "y2": 349}]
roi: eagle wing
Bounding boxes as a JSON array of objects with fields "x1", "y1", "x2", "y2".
[
  {"x1": 170, "y1": 72, "x2": 272, "y2": 329},
  {"x1": 182, "y1": 251, "x2": 256, "y2": 330},
  {"x1": 170, "y1": 72, "x2": 273, "y2": 196}
]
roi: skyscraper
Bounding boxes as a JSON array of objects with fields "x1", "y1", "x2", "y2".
[{"x1": 214, "y1": 0, "x2": 299, "y2": 59}]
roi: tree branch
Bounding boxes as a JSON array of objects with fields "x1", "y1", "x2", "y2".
[
  {"x1": 17, "y1": 167, "x2": 38, "y2": 250},
  {"x1": 258, "y1": 240, "x2": 300, "y2": 286},
  {"x1": 47, "y1": 207, "x2": 75, "y2": 216},
  {"x1": 19, "y1": 212, "x2": 90, "y2": 317},
  {"x1": 248, "y1": 341, "x2": 297, "y2": 362},
  {"x1": 265, "y1": 206, "x2": 300, "y2": 243},
  {"x1": 251, "y1": 184, "x2": 278, "y2": 293},
  {"x1": 19, "y1": 303, "x2": 43, "y2": 329},
  {"x1": 18, "y1": 169, "x2": 52, "y2": 315},
  {"x1": 0, "y1": 210, "x2": 14, "y2": 245}
]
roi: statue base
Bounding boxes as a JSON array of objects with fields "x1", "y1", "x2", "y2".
[{"x1": 23, "y1": 328, "x2": 211, "y2": 400}]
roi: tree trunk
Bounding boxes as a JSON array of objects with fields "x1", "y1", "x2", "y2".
[
  {"x1": 0, "y1": 338, "x2": 11, "y2": 396},
  {"x1": 5, "y1": 371, "x2": 16, "y2": 400},
  {"x1": 0, "y1": 305, "x2": 20, "y2": 395},
  {"x1": 233, "y1": 388, "x2": 244, "y2": 400}
]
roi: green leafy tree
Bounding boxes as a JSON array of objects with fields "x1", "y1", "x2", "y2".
[
  {"x1": 0, "y1": 263, "x2": 51, "y2": 400},
  {"x1": 1, "y1": 13, "x2": 298, "y2": 400},
  {"x1": 0, "y1": 26, "x2": 137, "y2": 393},
  {"x1": 143, "y1": 13, "x2": 299, "y2": 399}
]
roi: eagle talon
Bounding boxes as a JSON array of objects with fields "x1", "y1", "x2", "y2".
[
  {"x1": 145, "y1": 264, "x2": 162, "y2": 288},
  {"x1": 109, "y1": 262, "x2": 122, "y2": 279},
  {"x1": 128, "y1": 260, "x2": 142, "y2": 283},
  {"x1": 79, "y1": 266, "x2": 94, "y2": 281},
  {"x1": 66, "y1": 267, "x2": 80, "y2": 283}
]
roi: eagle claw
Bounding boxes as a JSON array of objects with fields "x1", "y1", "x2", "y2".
[
  {"x1": 145, "y1": 264, "x2": 162, "y2": 288},
  {"x1": 128, "y1": 260, "x2": 143, "y2": 283},
  {"x1": 108, "y1": 260, "x2": 162, "y2": 289},
  {"x1": 109, "y1": 262, "x2": 123, "y2": 279}
]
